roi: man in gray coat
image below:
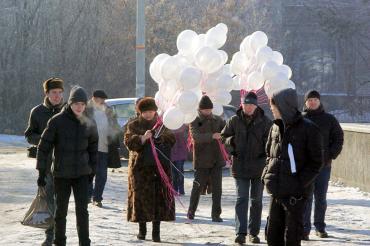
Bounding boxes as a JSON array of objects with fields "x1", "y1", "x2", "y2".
[
  {"x1": 221, "y1": 92, "x2": 272, "y2": 244},
  {"x1": 187, "y1": 95, "x2": 226, "y2": 222}
]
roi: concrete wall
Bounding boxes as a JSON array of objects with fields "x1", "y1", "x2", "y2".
[{"x1": 331, "y1": 124, "x2": 370, "y2": 192}]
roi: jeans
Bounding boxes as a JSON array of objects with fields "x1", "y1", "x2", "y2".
[
  {"x1": 303, "y1": 165, "x2": 331, "y2": 234},
  {"x1": 54, "y1": 176, "x2": 90, "y2": 246},
  {"x1": 88, "y1": 152, "x2": 108, "y2": 202},
  {"x1": 171, "y1": 160, "x2": 185, "y2": 194},
  {"x1": 235, "y1": 178, "x2": 264, "y2": 236},
  {"x1": 45, "y1": 173, "x2": 55, "y2": 240}
]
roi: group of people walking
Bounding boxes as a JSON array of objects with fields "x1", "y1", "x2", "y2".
[{"x1": 25, "y1": 77, "x2": 343, "y2": 246}]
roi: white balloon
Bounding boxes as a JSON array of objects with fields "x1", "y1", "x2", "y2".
[
  {"x1": 212, "y1": 103, "x2": 224, "y2": 116},
  {"x1": 279, "y1": 64, "x2": 293, "y2": 79},
  {"x1": 230, "y1": 52, "x2": 248, "y2": 75},
  {"x1": 201, "y1": 78, "x2": 217, "y2": 94},
  {"x1": 287, "y1": 80, "x2": 296, "y2": 90},
  {"x1": 247, "y1": 71, "x2": 265, "y2": 90},
  {"x1": 272, "y1": 72, "x2": 289, "y2": 85},
  {"x1": 261, "y1": 60, "x2": 280, "y2": 80},
  {"x1": 163, "y1": 107, "x2": 185, "y2": 130},
  {"x1": 232, "y1": 75, "x2": 241, "y2": 90},
  {"x1": 154, "y1": 91, "x2": 165, "y2": 110},
  {"x1": 150, "y1": 53, "x2": 169, "y2": 84},
  {"x1": 272, "y1": 51, "x2": 284, "y2": 65},
  {"x1": 223, "y1": 64, "x2": 234, "y2": 77},
  {"x1": 177, "y1": 30, "x2": 198, "y2": 57},
  {"x1": 195, "y1": 46, "x2": 223, "y2": 74},
  {"x1": 184, "y1": 110, "x2": 198, "y2": 124},
  {"x1": 216, "y1": 74, "x2": 234, "y2": 92},
  {"x1": 256, "y1": 46, "x2": 273, "y2": 65},
  {"x1": 159, "y1": 80, "x2": 180, "y2": 101},
  {"x1": 211, "y1": 90, "x2": 232, "y2": 105},
  {"x1": 205, "y1": 27, "x2": 227, "y2": 49},
  {"x1": 250, "y1": 31, "x2": 268, "y2": 51},
  {"x1": 216, "y1": 23, "x2": 228, "y2": 35},
  {"x1": 218, "y1": 50, "x2": 228, "y2": 64},
  {"x1": 161, "y1": 56, "x2": 181, "y2": 81},
  {"x1": 177, "y1": 91, "x2": 199, "y2": 113},
  {"x1": 189, "y1": 86, "x2": 203, "y2": 101},
  {"x1": 178, "y1": 66, "x2": 202, "y2": 90}
]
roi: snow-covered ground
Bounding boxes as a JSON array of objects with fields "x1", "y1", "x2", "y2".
[{"x1": 0, "y1": 139, "x2": 370, "y2": 245}]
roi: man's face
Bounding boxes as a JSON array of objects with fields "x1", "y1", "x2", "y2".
[
  {"x1": 270, "y1": 101, "x2": 282, "y2": 120},
  {"x1": 242, "y1": 104, "x2": 257, "y2": 116},
  {"x1": 70, "y1": 102, "x2": 86, "y2": 117},
  {"x1": 46, "y1": 88, "x2": 63, "y2": 105},
  {"x1": 199, "y1": 109, "x2": 213, "y2": 117},
  {"x1": 92, "y1": 97, "x2": 106, "y2": 109},
  {"x1": 141, "y1": 110, "x2": 156, "y2": 121},
  {"x1": 305, "y1": 98, "x2": 320, "y2": 110}
]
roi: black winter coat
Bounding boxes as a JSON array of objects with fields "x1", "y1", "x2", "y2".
[
  {"x1": 262, "y1": 89, "x2": 324, "y2": 198},
  {"x1": 37, "y1": 106, "x2": 98, "y2": 178},
  {"x1": 25, "y1": 98, "x2": 64, "y2": 172},
  {"x1": 302, "y1": 104, "x2": 343, "y2": 165},
  {"x1": 221, "y1": 107, "x2": 272, "y2": 178}
]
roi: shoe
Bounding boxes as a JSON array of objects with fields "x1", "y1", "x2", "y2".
[
  {"x1": 302, "y1": 233, "x2": 310, "y2": 241},
  {"x1": 41, "y1": 239, "x2": 52, "y2": 246},
  {"x1": 152, "y1": 221, "x2": 161, "y2": 242},
  {"x1": 235, "y1": 234, "x2": 246, "y2": 244},
  {"x1": 93, "y1": 201, "x2": 102, "y2": 208},
  {"x1": 137, "y1": 222, "x2": 146, "y2": 240},
  {"x1": 211, "y1": 217, "x2": 223, "y2": 222},
  {"x1": 316, "y1": 230, "x2": 328, "y2": 238},
  {"x1": 187, "y1": 211, "x2": 194, "y2": 220},
  {"x1": 249, "y1": 235, "x2": 260, "y2": 243}
]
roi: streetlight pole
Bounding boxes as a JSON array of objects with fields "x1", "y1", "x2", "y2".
[{"x1": 136, "y1": 0, "x2": 145, "y2": 98}]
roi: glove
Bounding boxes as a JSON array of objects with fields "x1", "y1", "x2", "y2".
[
  {"x1": 37, "y1": 169, "x2": 47, "y2": 187},
  {"x1": 88, "y1": 173, "x2": 95, "y2": 183}
]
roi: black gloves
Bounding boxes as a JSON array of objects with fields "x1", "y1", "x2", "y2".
[{"x1": 37, "y1": 169, "x2": 47, "y2": 187}]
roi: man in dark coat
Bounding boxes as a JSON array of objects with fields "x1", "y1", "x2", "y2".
[
  {"x1": 262, "y1": 88, "x2": 324, "y2": 245},
  {"x1": 86, "y1": 89, "x2": 121, "y2": 207},
  {"x1": 302, "y1": 90, "x2": 344, "y2": 240},
  {"x1": 187, "y1": 95, "x2": 226, "y2": 222},
  {"x1": 221, "y1": 92, "x2": 272, "y2": 244},
  {"x1": 24, "y1": 77, "x2": 64, "y2": 246},
  {"x1": 124, "y1": 97, "x2": 176, "y2": 243},
  {"x1": 37, "y1": 86, "x2": 98, "y2": 246}
]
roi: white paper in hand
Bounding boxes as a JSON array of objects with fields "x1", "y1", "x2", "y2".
[{"x1": 288, "y1": 143, "x2": 297, "y2": 174}]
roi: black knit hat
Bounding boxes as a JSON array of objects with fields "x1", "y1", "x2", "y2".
[
  {"x1": 243, "y1": 91, "x2": 258, "y2": 106},
  {"x1": 93, "y1": 89, "x2": 108, "y2": 99},
  {"x1": 43, "y1": 77, "x2": 64, "y2": 93},
  {"x1": 304, "y1": 90, "x2": 320, "y2": 102},
  {"x1": 68, "y1": 86, "x2": 88, "y2": 105},
  {"x1": 137, "y1": 97, "x2": 158, "y2": 113},
  {"x1": 198, "y1": 95, "x2": 213, "y2": 110}
]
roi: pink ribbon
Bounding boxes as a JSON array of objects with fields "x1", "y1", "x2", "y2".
[{"x1": 217, "y1": 139, "x2": 232, "y2": 168}]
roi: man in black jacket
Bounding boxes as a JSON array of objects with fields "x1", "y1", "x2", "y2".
[
  {"x1": 221, "y1": 92, "x2": 272, "y2": 244},
  {"x1": 24, "y1": 77, "x2": 64, "y2": 246},
  {"x1": 86, "y1": 89, "x2": 121, "y2": 208},
  {"x1": 262, "y1": 88, "x2": 323, "y2": 245},
  {"x1": 37, "y1": 86, "x2": 98, "y2": 246},
  {"x1": 302, "y1": 90, "x2": 344, "y2": 240}
]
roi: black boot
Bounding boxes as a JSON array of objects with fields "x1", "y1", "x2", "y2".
[
  {"x1": 137, "y1": 222, "x2": 146, "y2": 240},
  {"x1": 152, "y1": 221, "x2": 161, "y2": 242}
]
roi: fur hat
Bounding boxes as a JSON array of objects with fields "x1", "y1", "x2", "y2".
[
  {"x1": 243, "y1": 91, "x2": 258, "y2": 106},
  {"x1": 304, "y1": 90, "x2": 320, "y2": 101},
  {"x1": 93, "y1": 89, "x2": 108, "y2": 99},
  {"x1": 68, "y1": 86, "x2": 88, "y2": 105},
  {"x1": 198, "y1": 95, "x2": 213, "y2": 110},
  {"x1": 43, "y1": 77, "x2": 64, "y2": 93},
  {"x1": 137, "y1": 97, "x2": 158, "y2": 113}
]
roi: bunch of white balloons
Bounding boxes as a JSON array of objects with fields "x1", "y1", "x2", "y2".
[
  {"x1": 230, "y1": 31, "x2": 296, "y2": 98},
  {"x1": 150, "y1": 23, "x2": 234, "y2": 130}
]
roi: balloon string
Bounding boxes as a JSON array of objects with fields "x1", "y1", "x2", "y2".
[{"x1": 217, "y1": 139, "x2": 231, "y2": 167}]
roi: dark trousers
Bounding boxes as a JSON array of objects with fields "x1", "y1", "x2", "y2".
[
  {"x1": 266, "y1": 197, "x2": 306, "y2": 246},
  {"x1": 88, "y1": 152, "x2": 108, "y2": 202},
  {"x1": 235, "y1": 177, "x2": 264, "y2": 236},
  {"x1": 303, "y1": 165, "x2": 331, "y2": 234},
  {"x1": 54, "y1": 176, "x2": 90, "y2": 246},
  {"x1": 171, "y1": 160, "x2": 185, "y2": 195},
  {"x1": 188, "y1": 166, "x2": 222, "y2": 218}
]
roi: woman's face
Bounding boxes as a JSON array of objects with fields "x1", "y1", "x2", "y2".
[
  {"x1": 141, "y1": 110, "x2": 156, "y2": 121},
  {"x1": 71, "y1": 102, "x2": 86, "y2": 117}
]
